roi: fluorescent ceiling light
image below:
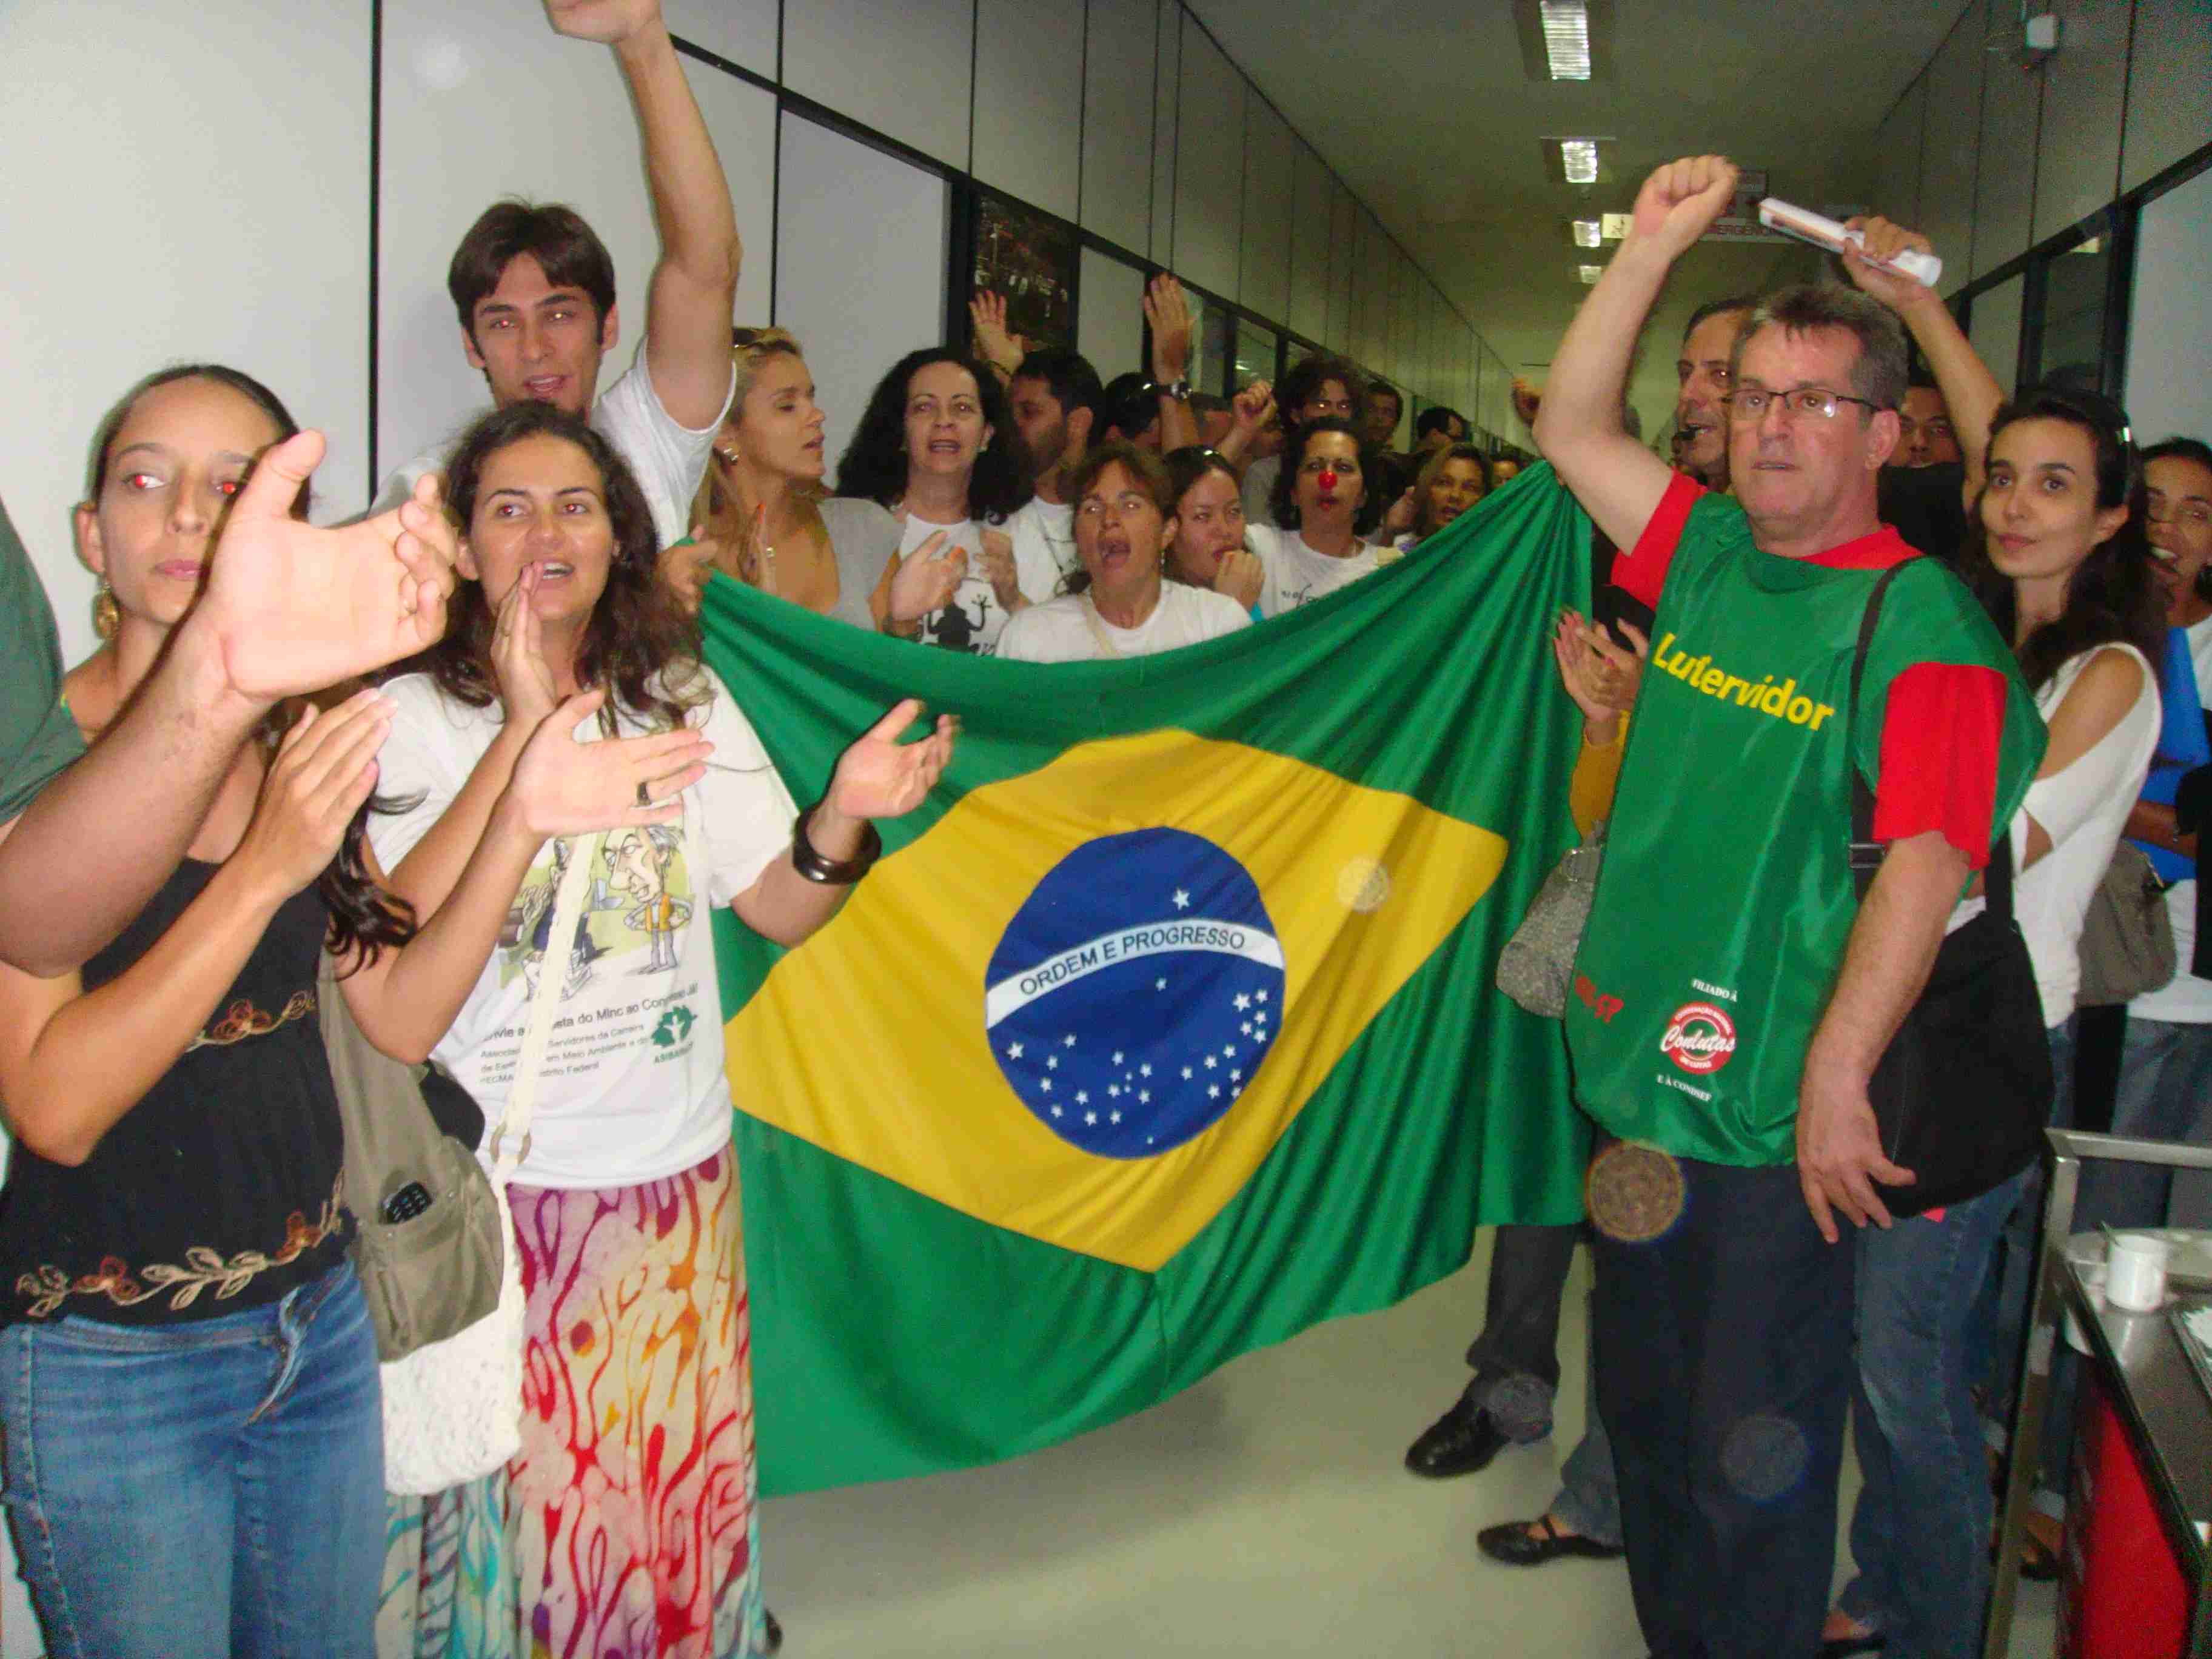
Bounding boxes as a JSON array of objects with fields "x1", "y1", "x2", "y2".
[
  {"x1": 1572, "y1": 219, "x2": 1602, "y2": 248},
  {"x1": 1539, "y1": 0, "x2": 1591, "y2": 79},
  {"x1": 1578, "y1": 264, "x2": 1604, "y2": 284},
  {"x1": 1560, "y1": 139, "x2": 1600, "y2": 184},
  {"x1": 1601, "y1": 212, "x2": 1631, "y2": 240}
]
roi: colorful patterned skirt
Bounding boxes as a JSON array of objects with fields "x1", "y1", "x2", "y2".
[{"x1": 378, "y1": 1147, "x2": 764, "y2": 1659}]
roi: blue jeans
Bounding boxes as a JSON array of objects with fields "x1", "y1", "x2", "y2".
[
  {"x1": 1983, "y1": 1017, "x2": 2077, "y2": 1424},
  {"x1": 1548, "y1": 1414, "x2": 1621, "y2": 1547},
  {"x1": 2079, "y1": 1015, "x2": 2212, "y2": 1228},
  {"x1": 0, "y1": 1259, "x2": 383, "y2": 1658},
  {"x1": 1839, "y1": 1167, "x2": 2026, "y2": 1658}
]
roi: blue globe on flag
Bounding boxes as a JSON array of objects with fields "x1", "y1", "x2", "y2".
[{"x1": 985, "y1": 827, "x2": 1287, "y2": 1159}]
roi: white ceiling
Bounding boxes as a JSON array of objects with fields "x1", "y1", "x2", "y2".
[{"x1": 1191, "y1": 0, "x2": 1977, "y2": 426}]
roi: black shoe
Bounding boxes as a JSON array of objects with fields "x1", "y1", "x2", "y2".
[
  {"x1": 763, "y1": 1607, "x2": 783, "y2": 1654},
  {"x1": 1405, "y1": 1394, "x2": 1512, "y2": 1478},
  {"x1": 1475, "y1": 1513, "x2": 1627, "y2": 1566},
  {"x1": 1817, "y1": 1632, "x2": 1885, "y2": 1659}
]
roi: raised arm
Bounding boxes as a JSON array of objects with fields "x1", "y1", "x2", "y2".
[
  {"x1": 1215, "y1": 380, "x2": 1274, "y2": 468},
  {"x1": 1532, "y1": 156, "x2": 1738, "y2": 550},
  {"x1": 549, "y1": 0, "x2": 741, "y2": 430},
  {"x1": 0, "y1": 440, "x2": 455, "y2": 977},
  {"x1": 1144, "y1": 275, "x2": 1202, "y2": 454},
  {"x1": 1843, "y1": 216, "x2": 2003, "y2": 508},
  {"x1": 0, "y1": 694, "x2": 389, "y2": 1167},
  {"x1": 968, "y1": 292, "x2": 1026, "y2": 390}
]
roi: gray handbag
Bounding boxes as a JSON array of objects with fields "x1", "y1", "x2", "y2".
[
  {"x1": 318, "y1": 952, "x2": 504, "y2": 1362},
  {"x1": 2075, "y1": 841, "x2": 2176, "y2": 1007},
  {"x1": 1495, "y1": 819, "x2": 1607, "y2": 1018}
]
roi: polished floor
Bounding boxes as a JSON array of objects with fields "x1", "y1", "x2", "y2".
[{"x1": 759, "y1": 1235, "x2": 2062, "y2": 1657}]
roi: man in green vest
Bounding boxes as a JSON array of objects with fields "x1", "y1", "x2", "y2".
[{"x1": 1532, "y1": 155, "x2": 2043, "y2": 1658}]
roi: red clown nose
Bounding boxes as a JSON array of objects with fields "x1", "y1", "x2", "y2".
[{"x1": 1319, "y1": 469, "x2": 1338, "y2": 491}]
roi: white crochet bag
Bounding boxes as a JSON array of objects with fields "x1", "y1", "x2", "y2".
[{"x1": 380, "y1": 832, "x2": 602, "y2": 1496}]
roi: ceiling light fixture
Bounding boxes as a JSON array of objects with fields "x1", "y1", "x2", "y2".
[
  {"x1": 1538, "y1": 0, "x2": 1592, "y2": 79},
  {"x1": 1560, "y1": 139, "x2": 1600, "y2": 184},
  {"x1": 1572, "y1": 219, "x2": 1602, "y2": 248},
  {"x1": 1601, "y1": 212, "x2": 1631, "y2": 240},
  {"x1": 1578, "y1": 264, "x2": 1604, "y2": 284}
]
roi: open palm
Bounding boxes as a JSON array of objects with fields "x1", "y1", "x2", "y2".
[{"x1": 825, "y1": 699, "x2": 957, "y2": 822}]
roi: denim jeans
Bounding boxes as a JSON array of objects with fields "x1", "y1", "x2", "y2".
[
  {"x1": 1547, "y1": 1414, "x2": 1622, "y2": 1548},
  {"x1": 1838, "y1": 1166, "x2": 2026, "y2": 1658},
  {"x1": 1983, "y1": 1017, "x2": 2077, "y2": 1424},
  {"x1": 2079, "y1": 1015, "x2": 2212, "y2": 1228},
  {"x1": 0, "y1": 1258, "x2": 383, "y2": 1659}
]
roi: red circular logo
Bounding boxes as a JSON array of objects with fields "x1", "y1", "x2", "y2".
[{"x1": 1659, "y1": 1002, "x2": 1737, "y2": 1074}]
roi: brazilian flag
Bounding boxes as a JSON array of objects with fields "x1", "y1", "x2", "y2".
[{"x1": 703, "y1": 466, "x2": 1594, "y2": 1496}]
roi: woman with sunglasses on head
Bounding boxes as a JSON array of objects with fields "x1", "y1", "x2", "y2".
[
  {"x1": 662, "y1": 327, "x2": 902, "y2": 627},
  {"x1": 370, "y1": 400, "x2": 951, "y2": 1657},
  {"x1": 997, "y1": 443, "x2": 1249, "y2": 663},
  {"x1": 0, "y1": 366, "x2": 660, "y2": 1659},
  {"x1": 834, "y1": 347, "x2": 1055, "y2": 655}
]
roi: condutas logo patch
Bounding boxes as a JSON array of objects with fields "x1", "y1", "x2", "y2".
[{"x1": 987, "y1": 829, "x2": 1285, "y2": 1159}]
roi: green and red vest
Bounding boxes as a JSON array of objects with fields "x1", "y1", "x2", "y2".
[{"x1": 1567, "y1": 492, "x2": 2042, "y2": 1167}]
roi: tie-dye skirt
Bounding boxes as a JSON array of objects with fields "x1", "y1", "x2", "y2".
[{"x1": 378, "y1": 1147, "x2": 765, "y2": 1658}]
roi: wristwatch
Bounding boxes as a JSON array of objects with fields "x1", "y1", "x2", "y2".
[{"x1": 1155, "y1": 378, "x2": 1191, "y2": 402}]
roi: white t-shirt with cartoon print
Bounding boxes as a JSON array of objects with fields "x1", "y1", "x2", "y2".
[
  {"x1": 1249, "y1": 525, "x2": 1379, "y2": 618},
  {"x1": 898, "y1": 513, "x2": 1040, "y2": 655},
  {"x1": 370, "y1": 667, "x2": 795, "y2": 1188},
  {"x1": 371, "y1": 341, "x2": 732, "y2": 554}
]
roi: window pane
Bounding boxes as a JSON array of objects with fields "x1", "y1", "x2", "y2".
[
  {"x1": 1233, "y1": 320, "x2": 1279, "y2": 391},
  {"x1": 2034, "y1": 220, "x2": 2114, "y2": 394}
]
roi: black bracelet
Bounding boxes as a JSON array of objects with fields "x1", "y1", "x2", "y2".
[{"x1": 791, "y1": 802, "x2": 882, "y2": 885}]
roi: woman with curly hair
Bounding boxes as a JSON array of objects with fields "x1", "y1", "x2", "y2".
[
  {"x1": 0, "y1": 366, "x2": 642, "y2": 1658},
  {"x1": 663, "y1": 327, "x2": 902, "y2": 627},
  {"x1": 371, "y1": 401, "x2": 953, "y2": 1657},
  {"x1": 834, "y1": 346, "x2": 1053, "y2": 654}
]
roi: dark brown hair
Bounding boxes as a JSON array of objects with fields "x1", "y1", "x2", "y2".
[
  {"x1": 420, "y1": 403, "x2": 702, "y2": 732},
  {"x1": 1061, "y1": 443, "x2": 1176, "y2": 595},
  {"x1": 84, "y1": 365, "x2": 417, "y2": 967},
  {"x1": 447, "y1": 200, "x2": 617, "y2": 338},
  {"x1": 1960, "y1": 384, "x2": 2163, "y2": 691},
  {"x1": 1272, "y1": 418, "x2": 1387, "y2": 536}
]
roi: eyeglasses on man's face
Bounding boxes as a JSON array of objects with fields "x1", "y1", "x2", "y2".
[{"x1": 1724, "y1": 387, "x2": 1888, "y2": 423}]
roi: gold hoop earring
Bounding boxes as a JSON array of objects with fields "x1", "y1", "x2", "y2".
[{"x1": 92, "y1": 579, "x2": 119, "y2": 640}]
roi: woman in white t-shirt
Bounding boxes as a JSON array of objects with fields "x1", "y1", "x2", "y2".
[
  {"x1": 370, "y1": 402, "x2": 953, "y2": 1657},
  {"x1": 1257, "y1": 418, "x2": 1387, "y2": 618},
  {"x1": 997, "y1": 444, "x2": 1249, "y2": 662},
  {"x1": 833, "y1": 347, "x2": 1050, "y2": 654},
  {"x1": 663, "y1": 326, "x2": 899, "y2": 631}
]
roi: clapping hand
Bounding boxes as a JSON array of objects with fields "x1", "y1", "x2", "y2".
[
  {"x1": 191, "y1": 435, "x2": 457, "y2": 704},
  {"x1": 1145, "y1": 274, "x2": 1193, "y2": 386},
  {"x1": 823, "y1": 699, "x2": 958, "y2": 825},
  {"x1": 503, "y1": 689, "x2": 714, "y2": 839},
  {"x1": 887, "y1": 530, "x2": 967, "y2": 625},
  {"x1": 1552, "y1": 609, "x2": 1648, "y2": 741},
  {"x1": 491, "y1": 566, "x2": 562, "y2": 731},
  {"x1": 978, "y1": 528, "x2": 1022, "y2": 609},
  {"x1": 968, "y1": 291, "x2": 1027, "y2": 380},
  {"x1": 1381, "y1": 486, "x2": 1418, "y2": 538},
  {"x1": 233, "y1": 691, "x2": 394, "y2": 905}
]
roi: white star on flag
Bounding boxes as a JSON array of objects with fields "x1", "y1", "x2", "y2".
[
  {"x1": 1139, "y1": 1064, "x2": 1151, "y2": 1077},
  {"x1": 1007, "y1": 1042, "x2": 1024, "y2": 1059},
  {"x1": 1085, "y1": 1111, "x2": 1098, "y2": 1125},
  {"x1": 1257, "y1": 990, "x2": 1269, "y2": 1003},
  {"x1": 1182, "y1": 1067, "x2": 1193, "y2": 1079},
  {"x1": 1208, "y1": 1085, "x2": 1220, "y2": 1099},
  {"x1": 1113, "y1": 1050, "x2": 1124, "y2": 1065},
  {"x1": 1171, "y1": 889, "x2": 1191, "y2": 910},
  {"x1": 1064, "y1": 1034, "x2": 1076, "y2": 1047},
  {"x1": 1047, "y1": 1056, "x2": 1058, "y2": 1070},
  {"x1": 1234, "y1": 993, "x2": 1250, "y2": 1011},
  {"x1": 1241, "y1": 1022, "x2": 1252, "y2": 1036},
  {"x1": 1076, "y1": 1090, "x2": 1088, "y2": 1105},
  {"x1": 1108, "y1": 1085, "x2": 1121, "y2": 1098},
  {"x1": 1231, "y1": 1070, "x2": 1242, "y2": 1082},
  {"x1": 1205, "y1": 1056, "x2": 1217, "y2": 1070},
  {"x1": 1223, "y1": 1045, "x2": 1236, "y2": 1057},
  {"x1": 1041, "y1": 1079, "x2": 1052, "y2": 1092},
  {"x1": 1052, "y1": 1106, "x2": 1062, "y2": 1118},
  {"x1": 1110, "y1": 1110, "x2": 1122, "y2": 1124},
  {"x1": 1139, "y1": 1090, "x2": 1150, "y2": 1103},
  {"x1": 1155, "y1": 977, "x2": 1167, "y2": 991}
]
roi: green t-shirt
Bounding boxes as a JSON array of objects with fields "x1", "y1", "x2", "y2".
[
  {"x1": 0, "y1": 497, "x2": 83, "y2": 822},
  {"x1": 1566, "y1": 489, "x2": 2043, "y2": 1167}
]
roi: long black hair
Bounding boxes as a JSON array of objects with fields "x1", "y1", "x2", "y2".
[
  {"x1": 1959, "y1": 384, "x2": 2163, "y2": 691},
  {"x1": 84, "y1": 364, "x2": 415, "y2": 969},
  {"x1": 1270, "y1": 417, "x2": 1387, "y2": 536},
  {"x1": 833, "y1": 347, "x2": 1029, "y2": 523},
  {"x1": 418, "y1": 401, "x2": 702, "y2": 733}
]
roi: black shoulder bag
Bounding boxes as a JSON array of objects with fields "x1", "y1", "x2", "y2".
[{"x1": 1848, "y1": 566, "x2": 2053, "y2": 1216}]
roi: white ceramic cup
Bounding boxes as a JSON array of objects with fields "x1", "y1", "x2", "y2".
[{"x1": 2106, "y1": 1233, "x2": 2173, "y2": 1312}]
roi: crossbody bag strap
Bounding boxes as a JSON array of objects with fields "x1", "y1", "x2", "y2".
[
  {"x1": 1846, "y1": 563, "x2": 1912, "y2": 902},
  {"x1": 487, "y1": 829, "x2": 606, "y2": 1181}
]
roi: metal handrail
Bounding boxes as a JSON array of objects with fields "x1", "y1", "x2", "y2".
[{"x1": 1984, "y1": 1128, "x2": 2212, "y2": 1659}]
